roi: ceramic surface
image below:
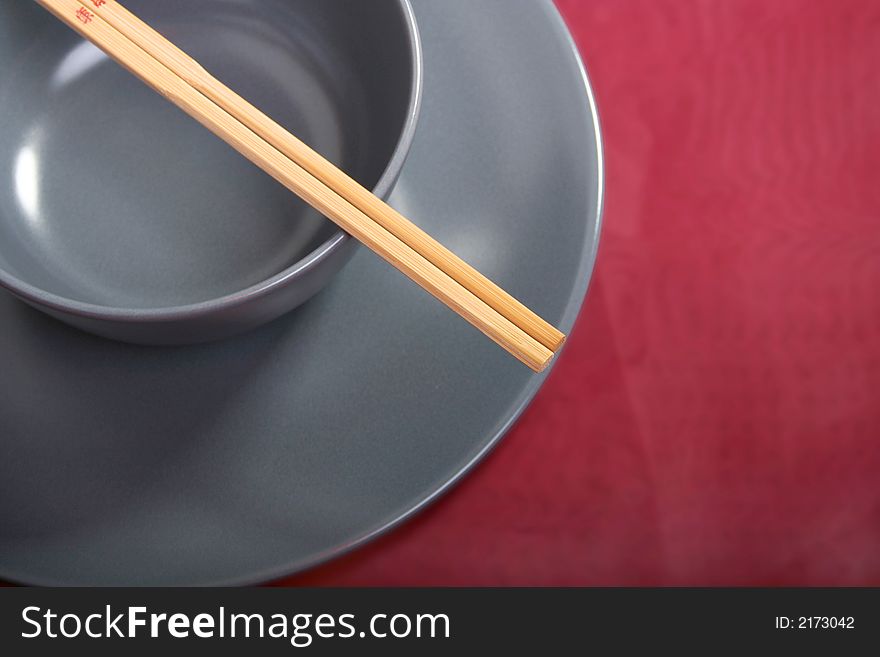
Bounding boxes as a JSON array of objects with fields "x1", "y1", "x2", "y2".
[{"x1": 0, "y1": 0, "x2": 421, "y2": 343}]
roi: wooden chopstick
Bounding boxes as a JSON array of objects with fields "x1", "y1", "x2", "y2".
[
  {"x1": 36, "y1": 0, "x2": 556, "y2": 371},
  {"x1": 72, "y1": 0, "x2": 566, "y2": 354}
]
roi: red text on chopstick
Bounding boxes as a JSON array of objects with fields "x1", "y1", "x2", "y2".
[{"x1": 75, "y1": 7, "x2": 94, "y2": 24}]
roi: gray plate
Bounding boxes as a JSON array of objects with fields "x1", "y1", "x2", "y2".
[{"x1": 0, "y1": 0, "x2": 602, "y2": 586}]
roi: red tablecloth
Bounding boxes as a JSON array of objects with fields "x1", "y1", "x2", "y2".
[{"x1": 281, "y1": 0, "x2": 880, "y2": 586}]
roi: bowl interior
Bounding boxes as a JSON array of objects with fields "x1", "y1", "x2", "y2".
[{"x1": 0, "y1": 0, "x2": 416, "y2": 309}]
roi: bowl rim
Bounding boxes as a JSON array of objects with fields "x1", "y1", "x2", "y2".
[{"x1": 0, "y1": 0, "x2": 423, "y2": 323}]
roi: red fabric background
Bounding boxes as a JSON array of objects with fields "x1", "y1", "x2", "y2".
[{"x1": 280, "y1": 0, "x2": 880, "y2": 586}]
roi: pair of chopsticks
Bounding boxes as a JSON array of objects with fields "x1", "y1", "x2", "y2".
[{"x1": 36, "y1": 0, "x2": 566, "y2": 371}]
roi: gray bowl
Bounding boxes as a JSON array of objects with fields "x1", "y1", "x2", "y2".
[{"x1": 0, "y1": 0, "x2": 421, "y2": 344}]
